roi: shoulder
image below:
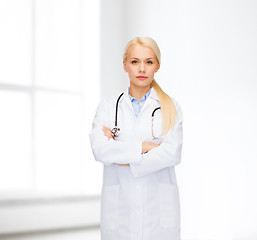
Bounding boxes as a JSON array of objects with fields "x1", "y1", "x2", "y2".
[
  {"x1": 97, "y1": 92, "x2": 123, "y2": 109},
  {"x1": 171, "y1": 97, "x2": 183, "y2": 111}
]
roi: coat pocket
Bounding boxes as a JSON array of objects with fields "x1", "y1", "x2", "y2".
[
  {"x1": 159, "y1": 183, "x2": 180, "y2": 229},
  {"x1": 101, "y1": 184, "x2": 120, "y2": 230}
]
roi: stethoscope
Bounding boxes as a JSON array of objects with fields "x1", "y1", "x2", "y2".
[{"x1": 111, "y1": 92, "x2": 161, "y2": 139}]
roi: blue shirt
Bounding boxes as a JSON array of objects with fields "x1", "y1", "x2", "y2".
[{"x1": 128, "y1": 87, "x2": 152, "y2": 117}]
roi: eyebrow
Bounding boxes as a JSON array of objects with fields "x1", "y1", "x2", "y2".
[{"x1": 130, "y1": 57, "x2": 155, "y2": 60}]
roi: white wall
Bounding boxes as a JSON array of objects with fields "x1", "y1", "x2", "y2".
[
  {"x1": 100, "y1": 0, "x2": 257, "y2": 239},
  {"x1": 100, "y1": 0, "x2": 124, "y2": 98}
]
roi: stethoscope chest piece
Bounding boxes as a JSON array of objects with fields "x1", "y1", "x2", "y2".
[{"x1": 111, "y1": 127, "x2": 120, "y2": 139}]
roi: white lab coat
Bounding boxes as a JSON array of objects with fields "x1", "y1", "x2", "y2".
[{"x1": 89, "y1": 86, "x2": 183, "y2": 240}]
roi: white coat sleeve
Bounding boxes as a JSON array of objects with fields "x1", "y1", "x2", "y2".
[
  {"x1": 130, "y1": 100, "x2": 184, "y2": 178},
  {"x1": 89, "y1": 98, "x2": 142, "y2": 166}
]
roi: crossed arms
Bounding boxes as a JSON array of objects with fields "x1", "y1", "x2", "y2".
[{"x1": 89, "y1": 98, "x2": 183, "y2": 178}]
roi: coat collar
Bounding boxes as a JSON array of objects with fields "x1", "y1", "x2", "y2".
[
  {"x1": 119, "y1": 85, "x2": 160, "y2": 113},
  {"x1": 120, "y1": 85, "x2": 160, "y2": 102}
]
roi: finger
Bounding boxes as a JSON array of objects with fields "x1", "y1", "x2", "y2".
[
  {"x1": 103, "y1": 128, "x2": 111, "y2": 139},
  {"x1": 102, "y1": 127, "x2": 108, "y2": 135},
  {"x1": 111, "y1": 133, "x2": 114, "y2": 139},
  {"x1": 103, "y1": 127, "x2": 113, "y2": 137},
  {"x1": 106, "y1": 130, "x2": 113, "y2": 140},
  {"x1": 109, "y1": 131, "x2": 114, "y2": 137},
  {"x1": 102, "y1": 127, "x2": 109, "y2": 134},
  {"x1": 106, "y1": 129, "x2": 114, "y2": 137},
  {"x1": 102, "y1": 126, "x2": 109, "y2": 133},
  {"x1": 107, "y1": 129, "x2": 112, "y2": 135},
  {"x1": 102, "y1": 126, "x2": 106, "y2": 132},
  {"x1": 103, "y1": 125, "x2": 111, "y2": 131},
  {"x1": 105, "y1": 130, "x2": 112, "y2": 139},
  {"x1": 102, "y1": 126, "x2": 114, "y2": 139}
]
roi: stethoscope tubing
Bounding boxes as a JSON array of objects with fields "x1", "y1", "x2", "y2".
[
  {"x1": 112, "y1": 92, "x2": 161, "y2": 139},
  {"x1": 115, "y1": 92, "x2": 124, "y2": 127}
]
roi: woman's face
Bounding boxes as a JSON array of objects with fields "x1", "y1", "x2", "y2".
[{"x1": 123, "y1": 43, "x2": 160, "y2": 90}]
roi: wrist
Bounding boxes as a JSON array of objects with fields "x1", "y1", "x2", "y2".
[{"x1": 142, "y1": 142, "x2": 149, "y2": 154}]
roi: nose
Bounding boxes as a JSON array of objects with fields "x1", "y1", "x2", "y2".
[{"x1": 139, "y1": 62, "x2": 146, "y2": 73}]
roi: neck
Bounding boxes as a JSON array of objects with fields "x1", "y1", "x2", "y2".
[{"x1": 129, "y1": 85, "x2": 151, "y2": 102}]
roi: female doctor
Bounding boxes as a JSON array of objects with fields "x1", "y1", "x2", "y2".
[{"x1": 89, "y1": 36, "x2": 183, "y2": 240}]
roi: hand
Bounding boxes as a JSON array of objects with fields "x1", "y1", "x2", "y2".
[
  {"x1": 102, "y1": 125, "x2": 114, "y2": 140},
  {"x1": 102, "y1": 125, "x2": 128, "y2": 166},
  {"x1": 142, "y1": 142, "x2": 160, "y2": 154}
]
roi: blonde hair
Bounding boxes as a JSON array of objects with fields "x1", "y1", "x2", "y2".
[{"x1": 123, "y1": 36, "x2": 177, "y2": 135}]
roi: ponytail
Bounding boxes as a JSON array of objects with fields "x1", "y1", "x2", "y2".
[{"x1": 151, "y1": 79, "x2": 177, "y2": 135}]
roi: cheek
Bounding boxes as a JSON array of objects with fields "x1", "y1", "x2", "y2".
[
  {"x1": 149, "y1": 68, "x2": 157, "y2": 75},
  {"x1": 127, "y1": 66, "x2": 136, "y2": 75}
]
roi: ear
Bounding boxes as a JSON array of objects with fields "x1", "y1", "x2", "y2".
[
  {"x1": 155, "y1": 64, "x2": 160, "y2": 73},
  {"x1": 123, "y1": 61, "x2": 128, "y2": 72}
]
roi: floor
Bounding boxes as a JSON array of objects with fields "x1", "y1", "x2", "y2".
[{"x1": 0, "y1": 228, "x2": 101, "y2": 240}]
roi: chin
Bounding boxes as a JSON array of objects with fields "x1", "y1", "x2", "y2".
[{"x1": 132, "y1": 81, "x2": 151, "y2": 88}]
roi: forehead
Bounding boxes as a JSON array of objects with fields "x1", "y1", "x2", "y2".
[{"x1": 127, "y1": 44, "x2": 156, "y2": 59}]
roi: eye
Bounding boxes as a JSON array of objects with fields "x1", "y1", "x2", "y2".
[
  {"x1": 147, "y1": 61, "x2": 153, "y2": 64},
  {"x1": 131, "y1": 60, "x2": 138, "y2": 64}
]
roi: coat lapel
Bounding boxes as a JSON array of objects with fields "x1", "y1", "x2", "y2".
[
  {"x1": 120, "y1": 86, "x2": 134, "y2": 113},
  {"x1": 119, "y1": 85, "x2": 160, "y2": 115},
  {"x1": 140, "y1": 87, "x2": 160, "y2": 113}
]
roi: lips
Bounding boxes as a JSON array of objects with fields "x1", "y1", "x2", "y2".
[{"x1": 136, "y1": 76, "x2": 148, "y2": 80}]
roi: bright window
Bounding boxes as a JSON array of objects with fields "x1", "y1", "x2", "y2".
[{"x1": 0, "y1": 0, "x2": 100, "y2": 196}]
